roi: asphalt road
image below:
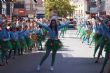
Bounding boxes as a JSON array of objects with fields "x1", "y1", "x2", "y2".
[{"x1": 0, "y1": 30, "x2": 108, "y2": 73}]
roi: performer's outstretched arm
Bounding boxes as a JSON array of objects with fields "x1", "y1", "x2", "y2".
[{"x1": 36, "y1": 22, "x2": 49, "y2": 31}]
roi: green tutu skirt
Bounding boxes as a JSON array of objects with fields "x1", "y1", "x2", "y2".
[
  {"x1": 45, "y1": 39, "x2": 63, "y2": 51},
  {"x1": 94, "y1": 33, "x2": 102, "y2": 43},
  {"x1": 25, "y1": 38, "x2": 33, "y2": 47},
  {"x1": 37, "y1": 35, "x2": 45, "y2": 42},
  {"x1": 19, "y1": 39, "x2": 28, "y2": 49},
  {"x1": 1, "y1": 40, "x2": 12, "y2": 50},
  {"x1": 104, "y1": 40, "x2": 110, "y2": 53},
  {"x1": 11, "y1": 40, "x2": 21, "y2": 50},
  {"x1": 98, "y1": 36, "x2": 107, "y2": 45}
]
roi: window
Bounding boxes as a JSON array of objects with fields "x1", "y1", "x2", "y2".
[
  {"x1": 91, "y1": 0, "x2": 96, "y2": 2},
  {"x1": 14, "y1": 2, "x2": 25, "y2": 8},
  {"x1": 25, "y1": 4, "x2": 30, "y2": 10}
]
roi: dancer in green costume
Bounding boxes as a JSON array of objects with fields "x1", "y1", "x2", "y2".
[
  {"x1": 36, "y1": 25, "x2": 44, "y2": 50},
  {"x1": 18, "y1": 26, "x2": 28, "y2": 55},
  {"x1": 1, "y1": 26, "x2": 12, "y2": 64},
  {"x1": 37, "y1": 19, "x2": 70, "y2": 71},
  {"x1": 59, "y1": 26, "x2": 68, "y2": 38},
  {"x1": 100, "y1": 37, "x2": 110, "y2": 73},
  {"x1": 9, "y1": 27, "x2": 21, "y2": 58}
]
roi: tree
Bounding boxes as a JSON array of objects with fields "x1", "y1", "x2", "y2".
[{"x1": 44, "y1": 0, "x2": 75, "y2": 19}]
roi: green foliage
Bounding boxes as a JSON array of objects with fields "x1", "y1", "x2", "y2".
[{"x1": 44, "y1": 0, "x2": 75, "y2": 19}]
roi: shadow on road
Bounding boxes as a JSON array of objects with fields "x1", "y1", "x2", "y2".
[{"x1": 0, "y1": 52, "x2": 103, "y2": 73}]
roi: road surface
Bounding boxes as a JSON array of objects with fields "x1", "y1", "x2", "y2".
[{"x1": 0, "y1": 30, "x2": 107, "y2": 73}]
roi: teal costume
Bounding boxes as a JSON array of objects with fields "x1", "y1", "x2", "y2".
[
  {"x1": 18, "y1": 30, "x2": 28, "y2": 55},
  {"x1": 9, "y1": 31, "x2": 21, "y2": 58},
  {"x1": 37, "y1": 20, "x2": 69, "y2": 66},
  {"x1": 1, "y1": 28, "x2": 12, "y2": 64},
  {"x1": 24, "y1": 30, "x2": 33, "y2": 48}
]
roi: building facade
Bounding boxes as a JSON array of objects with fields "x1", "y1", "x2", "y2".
[
  {"x1": 97, "y1": 0, "x2": 106, "y2": 16},
  {"x1": 36, "y1": 0, "x2": 45, "y2": 18},
  {"x1": 105, "y1": 0, "x2": 110, "y2": 15},
  {"x1": 70, "y1": 0, "x2": 87, "y2": 20},
  {"x1": 25, "y1": 0, "x2": 37, "y2": 18},
  {"x1": 13, "y1": 0, "x2": 25, "y2": 17},
  {"x1": 86, "y1": 0, "x2": 97, "y2": 17},
  {"x1": 0, "y1": 0, "x2": 44, "y2": 18},
  {"x1": 86, "y1": 0, "x2": 106, "y2": 17},
  {"x1": 25, "y1": 0, "x2": 44, "y2": 18}
]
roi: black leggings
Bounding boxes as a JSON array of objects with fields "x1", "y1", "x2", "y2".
[
  {"x1": 40, "y1": 49, "x2": 57, "y2": 66},
  {"x1": 100, "y1": 52, "x2": 109, "y2": 73}
]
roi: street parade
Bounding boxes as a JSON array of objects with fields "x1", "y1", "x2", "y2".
[{"x1": 0, "y1": 0, "x2": 110, "y2": 73}]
